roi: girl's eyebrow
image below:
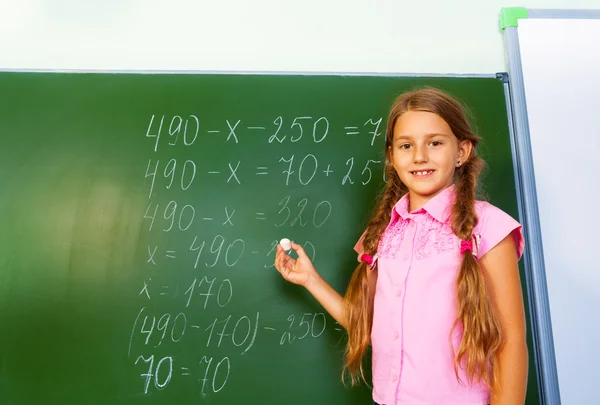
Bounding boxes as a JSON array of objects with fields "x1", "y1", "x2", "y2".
[{"x1": 394, "y1": 132, "x2": 451, "y2": 142}]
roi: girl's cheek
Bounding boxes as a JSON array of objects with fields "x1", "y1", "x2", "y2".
[{"x1": 393, "y1": 154, "x2": 410, "y2": 167}]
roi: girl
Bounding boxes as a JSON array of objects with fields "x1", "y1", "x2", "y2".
[{"x1": 274, "y1": 88, "x2": 528, "y2": 405}]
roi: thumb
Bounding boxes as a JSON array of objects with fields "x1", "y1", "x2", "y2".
[{"x1": 291, "y1": 242, "x2": 309, "y2": 259}]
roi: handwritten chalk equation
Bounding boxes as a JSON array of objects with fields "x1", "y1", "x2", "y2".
[
  {"x1": 145, "y1": 114, "x2": 383, "y2": 152},
  {"x1": 145, "y1": 156, "x2": 384, "y2": 198},
  {"x1": 134, "y1": 354, "x2": 231, "y2": 397},
  {"x1": 130, "y1": 111, "x2": 353, "y2": 400},
  {"x1": 142, "y1": 199, "x2": 332, "y2": 234},
  {"x1": 130, "y1": 309, "x2": 343, "y2": 396}
]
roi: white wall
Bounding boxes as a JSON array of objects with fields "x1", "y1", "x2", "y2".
[
  {"x1": 1, "y1": 0, "x2": 599, "y2": 74},
  {"x1": 516, "y1": 17, "x2": 600, "y2": 404}
]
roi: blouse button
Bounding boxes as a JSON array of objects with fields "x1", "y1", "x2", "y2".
[{"x1": 396, "y1": 289, "x2": 403, "y2": 298}]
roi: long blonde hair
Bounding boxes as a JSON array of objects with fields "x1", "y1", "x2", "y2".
[{"x1": 342, "y1": 88, "x2": 501, "y2": 393}]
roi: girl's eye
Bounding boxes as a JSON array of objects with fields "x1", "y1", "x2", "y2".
[
  {"x1": 399, "y1": 144, "x2": 411, "y2": 150},
  {"x1": 430, "y1": 140, "x2": 442, "y2": 146}
]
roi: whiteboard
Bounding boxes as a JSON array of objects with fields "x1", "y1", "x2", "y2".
[{"x1": 506, "y1": 12, "x2": 600, "y2": 405}]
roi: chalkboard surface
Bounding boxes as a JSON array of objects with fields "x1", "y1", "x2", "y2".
[{"x1": 0, "y1": 72, "x2": 539, "y2": 404}]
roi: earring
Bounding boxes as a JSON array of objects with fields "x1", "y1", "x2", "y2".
[{"x1": 456, "y1": 161, "x2": 462, "y2": 167}]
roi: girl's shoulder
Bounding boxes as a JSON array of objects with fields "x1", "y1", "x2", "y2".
[
  {"x1": 472, "y1": 200, "x2": 525, "y2": 260},
  {"x1": 473, "y1": 200, "x2": 515, "y2": 218}
]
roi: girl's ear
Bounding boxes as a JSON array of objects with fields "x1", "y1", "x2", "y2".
[{"x1": 458, "y1": 139, "x2": 473, "y2": 163}]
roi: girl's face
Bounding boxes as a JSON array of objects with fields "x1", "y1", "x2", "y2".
[{"x1": 390, "y1": 110, "x2": 472, "y2": 211}]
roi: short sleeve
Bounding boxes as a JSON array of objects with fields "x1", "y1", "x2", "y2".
[{"x1": 474, "y1": 202, "x2": 525, "y2": 260}]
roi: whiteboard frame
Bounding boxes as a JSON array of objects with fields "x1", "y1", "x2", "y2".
[
  {"x1": 503, "y1": 8, "x2": 600, "y2": 405},
  {"x1": 0, "y1": 69, "x2": 497, "y2": 77}
]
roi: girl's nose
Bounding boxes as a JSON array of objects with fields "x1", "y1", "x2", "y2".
[{"x1": 413, "y1": 145, "x2": 428, "y2": 163}]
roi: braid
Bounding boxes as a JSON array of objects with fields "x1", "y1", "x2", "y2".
[
  {"x1": 451, "y1": 156, "x2": 503, "y2": 392},
  {"x1": 363, "y1": 166, "x2": 407, "y2": 253},
  {"x1": 451, "y1": 162, "x2": 478, "y2": 239}
]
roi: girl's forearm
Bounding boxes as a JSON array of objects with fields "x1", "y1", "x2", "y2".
[
  {"x1": 491, "y1": 337, "x2": 529, "y2": 405},
  {"x1": 305, "y1": 273, "x2": 347, "y2": 329}
]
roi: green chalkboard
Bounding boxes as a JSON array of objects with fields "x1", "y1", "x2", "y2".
[{"x1": 0, "y1": 72, "x2": 539, "y2": 405}]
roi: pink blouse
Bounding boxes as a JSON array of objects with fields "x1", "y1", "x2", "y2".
[{"x1": 354, "y1": 185, "x2": 524, "y2": 405}]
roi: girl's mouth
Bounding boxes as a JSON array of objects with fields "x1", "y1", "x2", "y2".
[{"x1": 411, "y1": 170, "x2": 435, "y2": 178}]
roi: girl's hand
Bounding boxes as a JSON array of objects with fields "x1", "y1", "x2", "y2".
[{"x1": 274, "y1": 242, "x2": 319, "y2": 287}]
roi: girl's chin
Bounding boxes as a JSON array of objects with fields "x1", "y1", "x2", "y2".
[{"x1": 407, "y1": 184, "x2": 448, "y2": 197}]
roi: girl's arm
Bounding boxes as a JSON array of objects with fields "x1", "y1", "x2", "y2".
[
  {"x1": 480, "y1": 235, "x2": 529, "y2": 405},
  {"x1": 304, "y1": 270, "x2": 347, "y2": 329},
  {"x1": 274, "y1": 242, "x2": 347, "y2": 329}
]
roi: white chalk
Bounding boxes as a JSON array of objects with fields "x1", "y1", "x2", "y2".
[{"x1": 279, "y1": 238, "x2": 292, "y2": 251}]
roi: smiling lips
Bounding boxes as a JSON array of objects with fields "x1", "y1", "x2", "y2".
[{"x1": 411, "y1": 170, "x2": 435, "y2": 177}]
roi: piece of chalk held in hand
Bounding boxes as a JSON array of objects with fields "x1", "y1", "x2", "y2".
[{"x1": 279, "y1": 238, "x2": 292, "y2": 251}]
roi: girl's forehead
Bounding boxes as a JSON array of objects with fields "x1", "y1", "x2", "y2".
[{"x1": 393, "y1": 111, "x2": 454, "y2": 139}]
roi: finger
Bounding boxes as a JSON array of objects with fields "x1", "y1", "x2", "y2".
[
  {"x1": 274, "y1": 261, "x2": 284, "y2": 275},
  {"x1": 283, "y1": 254, "x2": 295, "y2": 270},
  {"x1": 274, "y1": 253, "x2": 285, "y2": 274},
  {"x1": 274, "y1": 247, "x2": 283, "y2": 269},
  {"x1": 291, "y1": 242, "x2": 308, "y2": 259},
  {"x1": 275, "y1": 247, "x2": 286, "y2": 269},
  {"x1": 275, "y1": 245, "x2": 290, "y2": 263},
  {"x1": 278, "y1": 256, "x2": 292, "y2": 278},
  {"x1": 279, "y1": 250, "x2": 293, "y2": 272}
]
